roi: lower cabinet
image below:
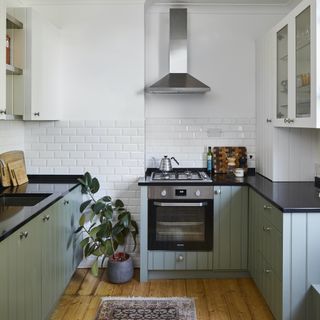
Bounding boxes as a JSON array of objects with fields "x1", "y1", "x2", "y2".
[
  {"x1": 148, "y1": 251, "x2": 213, "y2": 270},
  {"x1": 249, "y1": 188, "x2": 283, "y2": 320},
  {"x1": 213, "y1": 186, "x2": 248, "y2": 270},
  {"x1": 0, "y1": 186, "x2": 82, "y2": 320}
]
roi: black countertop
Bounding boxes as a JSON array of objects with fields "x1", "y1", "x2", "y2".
[
  {"x1": 0, "y1": 175, "x2": 81, "y2": 242},
  {"x1": 138, "y1": 171, "x2": 320, "y2": 213}
]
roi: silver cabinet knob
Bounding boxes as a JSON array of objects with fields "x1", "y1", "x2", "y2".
[
  {"x1": 19, "y1": 231, "x2": 28, "y2": 239},
  {"x1": 263, "y1": 226, "x2": 272, "y2": 232},
  {"x1": 195, "y1": 190, "x2": 201, "y2": 197},
  {"x1": 33, "y1": 112, "x2": 40, "y2": 116},
  {"x1": 161, "y1": 190, "x2": 167, "y2": 197},
  {"x1": 0, "y1": 109, "x2": 6, "y2": 115},
  {"x1": 264, "y1": 269, "x2": 272, "y2": 274},
  {"x1": 263, "y1": 205, "x2": 272, "y2": 210},
  {"x1": 284, "y1": 118, "x2": 288, "y2": 124},
  {"x1": 64, "y1": 200, "x2": 69, "y2": 205},
  {"x1": 266, "y1": 118, "x2": 272, "y2": 123},
  {"x1": 42, "y1": 215, "x2": 50, "y2": 222},
  {"x1": 214, "y1": 189, "x2": 221, "y2": 195},
  {"x1": 177, "y1": 255, "x2": 184, "y2": 262}
]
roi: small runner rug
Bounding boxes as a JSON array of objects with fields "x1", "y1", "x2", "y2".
[{"x1": 96, "y1": 297, "x2": 197, "y2": 320}]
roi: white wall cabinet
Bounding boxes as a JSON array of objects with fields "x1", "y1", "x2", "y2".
[
  {"x1": 273, "y1": 0, "x2": 317, "y2": 128},
  {"x1": 0, "y1": 7, "x2": 61, "y2": 121},
  {"x1": 24, "y1": 8, "x2": 61, "y2": 120}
]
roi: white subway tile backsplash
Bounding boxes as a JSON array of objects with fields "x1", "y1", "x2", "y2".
[{"x1": 146, "y1": 117, "x2": 256, "y2": 168}]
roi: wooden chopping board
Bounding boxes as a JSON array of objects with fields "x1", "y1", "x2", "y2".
[
  {"x1": 0, "y1": 151, "x2": 27, "y2": 187},
  {"x1": 8, "y1": 159, "x2": 29, "y2": 186},
  {"x1": 213, "y1": 146, "x2": 247, "y2": 174}
]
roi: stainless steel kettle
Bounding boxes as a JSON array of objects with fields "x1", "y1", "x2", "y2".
[{"x1": 159, "y1": 156, "x2": 179, "y2": 172}]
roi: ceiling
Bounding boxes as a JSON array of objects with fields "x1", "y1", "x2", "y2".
[
  {"x1": 149, "y1": 0, "x2": 293, "y2": 3},
  {"x1": 15, "y1": 0, "x2": 297, "y2": 4}
]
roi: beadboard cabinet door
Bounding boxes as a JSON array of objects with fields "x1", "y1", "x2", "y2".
[
  {"x1": 7, "y1": 214, "x2": 42, "y2": 320},
  {"x1": 213, "y1": 186, "x2": 248, "y2": 270}
]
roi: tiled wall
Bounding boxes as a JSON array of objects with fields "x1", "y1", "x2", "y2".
[
  {"x1": 0, "y1": 121, "x2": 25, "y2": 153},
  {"x1": 24, "y1": 120, "x2": 145, "y2": 266},
  {"x1": 146, "y1": 117, "x2": 256, "y2": 168}
]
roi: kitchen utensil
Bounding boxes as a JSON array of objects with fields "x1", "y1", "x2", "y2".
[
  {"x1": 159, "y1": 156, "x2": 179, "y2": 172},
  {"x1": 0, "y1": 151, "x2": 27, "y2": 187},
  {"x1": 8, "y1": 159, "x2": 28, "y2": 186},
  {"x1": 234, "y1": 168, "x2": 244, "y2": 177}
]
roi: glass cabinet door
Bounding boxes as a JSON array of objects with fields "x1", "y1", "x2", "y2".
[
  {"x1": 277, "y1": 25, "x2": 288, "y2": 120},
  {"x1": 295, "y1": 6, "x2": 311, "y2": 118}
]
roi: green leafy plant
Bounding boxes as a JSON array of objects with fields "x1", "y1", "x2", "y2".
[{"x1": 75, "y1": 172, "x2": 139, "y2": 277}]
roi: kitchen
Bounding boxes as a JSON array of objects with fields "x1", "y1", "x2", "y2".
[{"x1": 1, "y1": 0, "x2": 320, "y2": 319}]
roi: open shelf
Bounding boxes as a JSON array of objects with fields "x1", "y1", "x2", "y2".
[
  {"x1": 6, "y1": 64, "x2": 23, "y2": 75},
  {"x1": 6, "y1": 13, "x2": 23, "y2": 29}
]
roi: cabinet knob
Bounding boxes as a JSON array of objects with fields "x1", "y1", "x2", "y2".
[
  {"x1": 263, "y1": 226, "x2": 272, "y2": 232},
  {"x1": 33, "y1": 112, "x2": 40, "y2": 116},
  {"x1": 177, "y1": 255, "x2": 184, "y2": 262},
  {"x1": 0, "y1": 109, "x2": 6, "y2": 115},
  {"x1": 214, "y1": 189, "x2": 221, "y2": 195},
  {"x1": 266, "y1": 118, "x2": 272, "y2": 123},
  {"x1": 263, "y1": 205, "x2": 272, "y2": 210},
  {"x1": 64, "y1": 200, "x2": 69, "y2": 205},
  {"x1": 264, "y1": 269, "x2": 272, "y2": 274},
  {"x1": 42, "y1": 215, "x2": 50, "y2": 222},
  {"x1": 288, "y1": 119, "x2": 294, "y2": 124},
  {"x1": 19, "y1": 231, "x2": 28, "y2": 239}
]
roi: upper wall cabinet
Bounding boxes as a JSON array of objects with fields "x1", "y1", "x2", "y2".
[
  {"x1": 0, "y1": 7, "x2": 61, "y2": 121},
  {"x1": 24, "y1": 8, "x2": 61, "y2": 120},
  {"x1": 274, "y1": 0, "x2": 316, "y2": 128}
]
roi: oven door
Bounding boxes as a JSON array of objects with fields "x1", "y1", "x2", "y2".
[{"x1": 148, "y1": 199, "x2": 213, "y2": 251}]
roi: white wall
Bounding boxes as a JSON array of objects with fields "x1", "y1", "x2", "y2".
[
  {"x1": 145, "y1": 6, "x2": 285, "y2": 119},
  {"x1": 32, "y1": 4, "x2": 145, "y2": 120},
  {"x1": 145, "y1": 6, "x2": 285, "y2": 167},
  {"x1": 0, "y1": 121, "x2": 24, "y2": 153}
]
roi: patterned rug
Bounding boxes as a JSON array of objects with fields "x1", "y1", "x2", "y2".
[{"x1": 96, "y1": 297, "x2": 197, "y2": 320}]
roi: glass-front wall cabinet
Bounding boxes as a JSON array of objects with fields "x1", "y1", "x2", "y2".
[
  {"x1": 277, "y1": 25, "x2": 288, "y2": 120},
  {"x1": 295, "y1": 6, "x2": 311, "y2": 119}
]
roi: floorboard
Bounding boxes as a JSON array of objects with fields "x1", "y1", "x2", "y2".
[{"x1": 51, "y1": 268, "x2": 275, "y2": 320}]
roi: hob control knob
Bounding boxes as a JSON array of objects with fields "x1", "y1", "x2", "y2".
[
  {"x1": 195, "y1": 190, "x2": 201, "y2": 197},
  {"x1": 161, "y1": 189, "x2": 167, "y2": 197}
]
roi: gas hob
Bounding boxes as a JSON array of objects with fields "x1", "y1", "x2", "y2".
[{"x1": 151, "y1": 169, "x2": 212, "y2": 182}]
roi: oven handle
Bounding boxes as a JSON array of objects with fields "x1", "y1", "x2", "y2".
[{"x1": 153, "y1": 201, "x2": 208, "y2": 207}]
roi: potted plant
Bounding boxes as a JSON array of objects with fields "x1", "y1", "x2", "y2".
[{"x1": 75, "y1": 172, "x2": 139, "y2": 283}]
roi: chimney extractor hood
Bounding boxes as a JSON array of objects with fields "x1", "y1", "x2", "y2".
[{"x1": 147, "y1": 8, "x2": 210, "y2": 94}]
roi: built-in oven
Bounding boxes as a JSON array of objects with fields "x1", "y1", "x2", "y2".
[{"x1": 148, "y1": 186, "x2": 213, "y2": 251}]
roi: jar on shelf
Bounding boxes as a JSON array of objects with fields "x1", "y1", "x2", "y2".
[{"x1": 6, "y1": 35, "x2": 10, "y2": 65}]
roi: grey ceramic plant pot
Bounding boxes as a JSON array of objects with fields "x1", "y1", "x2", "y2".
[{"x1": 107, "y1": 253, "x2": 134, "y2": 284}]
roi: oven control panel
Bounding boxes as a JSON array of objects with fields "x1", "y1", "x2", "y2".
[{"x1": 148, "y1": 186, "x2": 214, "y2": 199}]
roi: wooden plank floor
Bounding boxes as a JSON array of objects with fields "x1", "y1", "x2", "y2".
[{"x1": 51, "y1": 269, "x2": 275, "y2": 320}]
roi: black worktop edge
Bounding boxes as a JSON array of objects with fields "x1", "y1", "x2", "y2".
[{"x1": 28, "y1": 174, "x2": 83, "y2": 184}]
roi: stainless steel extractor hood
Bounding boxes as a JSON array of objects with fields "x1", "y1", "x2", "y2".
[{"x1": 147, "y1": 8, "x2": 210, "y2": 94}]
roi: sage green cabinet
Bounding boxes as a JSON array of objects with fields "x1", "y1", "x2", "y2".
[
  {"x1": 248, "y1": 188, "x2": 283, "y2": 320},
  {"x1": 213, "y1": 186, "x2": 248, "y2": 270},
  {"x1": 0, "y1": 213, "x2": 42, "y2": 320},
  {"x1": 147, "y1": 251, "x2": 213, "y2": 270},
  {"x1": 0, "y1": 186, "x2": 82, "y2": 320}
]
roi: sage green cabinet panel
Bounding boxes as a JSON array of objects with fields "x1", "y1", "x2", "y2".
[
  {"x1": 7, "y1": 215, "x2": 42, "y2": 320},
  {"x1": 214, "y1": 186, "x2": 248, "y2": 270},
  {"x1": 148, "y1": 251, "x2": 213, "y2": 270},
  {"x1": 0, "y1": 186, "x2": 82, "y2": 320},
  {"x1": 249, "y1": 188, "x2": 283, "y2": 320}
]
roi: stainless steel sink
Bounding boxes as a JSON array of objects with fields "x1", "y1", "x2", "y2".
[{"x1": 0, "y1": 193, "x2": 52, "y2": 207}]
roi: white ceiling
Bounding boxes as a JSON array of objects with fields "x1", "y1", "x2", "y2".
[
  {"x1": 15, "y1": 0, "x2": 297, "y2": 5},
  {"x1": 150, "y1": 0, "x2": 293, "y2": 3}
]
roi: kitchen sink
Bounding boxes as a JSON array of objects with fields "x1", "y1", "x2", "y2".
[{"x1": 0, "y1": 193, "x2": 52, "y2": 207}]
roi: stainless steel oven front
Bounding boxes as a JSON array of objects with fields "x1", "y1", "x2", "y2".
[{"x1": 148, "y1": 186, "x2": 214, "y2": 251}]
